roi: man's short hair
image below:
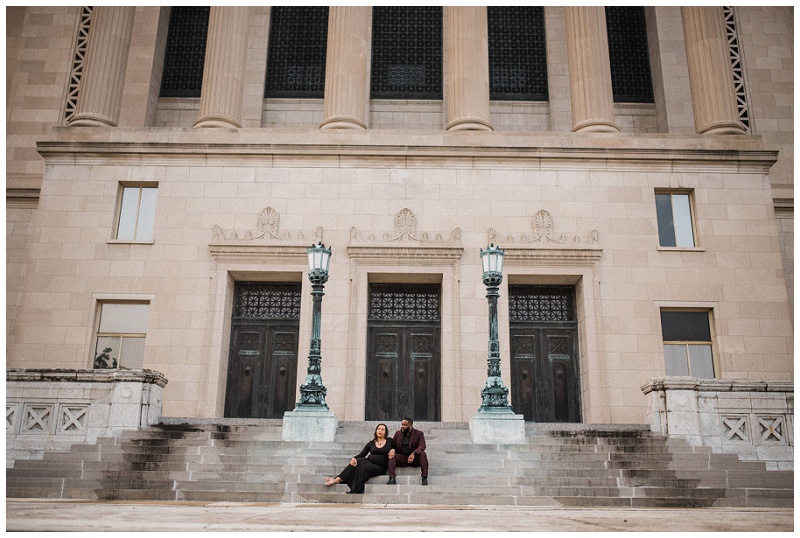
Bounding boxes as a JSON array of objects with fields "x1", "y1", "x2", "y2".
[{"x1": 402, "y1": 417, "x2": 414, "y2": 425}]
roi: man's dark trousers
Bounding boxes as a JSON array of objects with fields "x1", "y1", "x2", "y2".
[{"x1": 388, "y1": 428, "x2": 428, "y2": 478}]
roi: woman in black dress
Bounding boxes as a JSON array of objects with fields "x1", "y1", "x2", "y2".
[{"x1": 325, "y1": 423, "x2": 394, "y2": 494}]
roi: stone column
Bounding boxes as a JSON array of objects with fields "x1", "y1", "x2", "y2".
[
  {"x1": 564, "y1": 7, "x2": 619, "y2": 133},
  {"x1": 320, "y1": 6, "x2": 370, "y2": 129},
  {"x1": 681, "y1": 7, "x2": 747, "y2": 135},
  {"x1": 69, "y1": 7, "x2": 136, "y2": 127},
  {"x1": 193, "y1": 7, "x2": 249, "y2": 129},
  {"x1": 445, "y1": 6, "x2": 493, "y2": 131}
]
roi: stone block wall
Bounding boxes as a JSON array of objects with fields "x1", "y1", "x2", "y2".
[
  {"x1": 6, "y1": 368, "x2": 167, "y2": 466},
  {"x1": 642, "y1": 377, "x2": 794, "y2": 470}
]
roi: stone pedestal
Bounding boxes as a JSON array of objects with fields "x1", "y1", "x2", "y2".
[
  {"x1": 282, "y1": 408, "x2": 338, "y2": 442},
  {"x1": 469, "y1": 410, "x2": 526, "y2": 445}
]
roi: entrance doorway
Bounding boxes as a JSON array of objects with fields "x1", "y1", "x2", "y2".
[
  {"x1": 509, "y1": 285, "x2": 581, "y2": 422},
  {"x1": 225, "y1": 282, "x2": 301, "y2": 419},
  {"x1": 365, "y1": 283, "x2": 441, "y2": 422}
]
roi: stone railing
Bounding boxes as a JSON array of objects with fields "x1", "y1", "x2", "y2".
[
  {"x1": 642, "y1": 377, "x2": 793, "y2": 470},
  {"x1": 6, "y1": 368, "x2": 167, "y2": 466}
]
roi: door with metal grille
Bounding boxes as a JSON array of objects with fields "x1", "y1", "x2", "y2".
[
  {"x1": 509, "y1": 285, "x2": 581, "y2": 422},
  {"x1": 225, "y1": 282, "x2": 301, "y2": 419},
  {"x1": 366, "y1": 284, "x2": 441, "y2": 422}
]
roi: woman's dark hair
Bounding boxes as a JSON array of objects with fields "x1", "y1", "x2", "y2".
[{"x1": 373, "y1": 423, "x2": 389, "y2": 442}]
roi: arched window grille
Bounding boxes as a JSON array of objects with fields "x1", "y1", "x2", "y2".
[
  {"x1": 159, "y1": 7, "x2": 209, "y2": 98},
  {"x1": 370, "y1": 7, "x2": 443, "y2": 99},
  {"x1": 265, "y1": 7, "x2": 329, "y2": 98},
  {"x1": 606, "y1": 6, "x2": 654, "y2": 103},
  {"x1": 488, "y1": 7, "x2": 548, "y2": 101}
]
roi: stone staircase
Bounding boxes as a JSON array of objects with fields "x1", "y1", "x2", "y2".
[{"x1": 6, "y1": 420, "x2": 793, "y2": 508}]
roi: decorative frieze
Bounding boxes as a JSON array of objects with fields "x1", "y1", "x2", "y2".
[
  {"x1": 351, "y1": 208, "x2": 461, "y2": 245},
  {"x1": 212, "y1": 207, "x2": 322, "y2": 244}
]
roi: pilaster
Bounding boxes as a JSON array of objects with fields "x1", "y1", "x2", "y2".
[
  {"x1": 564, "y1": 6, "x2": 619, "y2": 133},
  {"x1": 69, "y1": 6, "x2": 136, "y2": 127},
  {"x1": 194, "y1": 7, "x2": 249, "y2": 129},
  {"x1": 320, "y1": 6, "x2": 370, "y2": 130},
  {"x1": 681, "y1": 7, "x2": 747, "y2": 135},
  {"x1": 445, "y1": 7, "x2": 493, "y2": 131}
]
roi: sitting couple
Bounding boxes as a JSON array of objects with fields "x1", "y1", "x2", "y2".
[{"x1": 324, "y1": 417, "x2": 429, "y2": 494}]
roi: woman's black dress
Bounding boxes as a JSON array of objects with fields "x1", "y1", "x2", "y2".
[{"x1": 336, "y1": 439, "x2": 394, "y2": 493}]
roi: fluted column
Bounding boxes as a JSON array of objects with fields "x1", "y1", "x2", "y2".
[
  {"x1": 445, "y1": 6, "x2": 493, "y2": 131},
  {"x1": 681, "y1": 7, "x2": 747, "y2": 135},
  {"x1": 194, "y1": 7, "x2": 249, "y2": 129},
  {"x1": 69, "y1": 7, "x2": 136, "y2": 127},
  {"x1": 320, "y1": 6, "x2": 370, "y2": 129},
  {"x1": 564, "y1": 7, "x2": 619, "y2": 133}
]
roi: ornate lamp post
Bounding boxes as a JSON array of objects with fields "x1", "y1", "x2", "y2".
[
  {"x1": 296, "y1": 242, "x2": 332, "y2": 409},
  {"x1": 478, "y1": 244, "x2": 513, "y2": 413}
]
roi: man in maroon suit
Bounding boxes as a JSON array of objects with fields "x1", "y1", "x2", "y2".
[{"x1": 387, "y1": 417, "x2": 429, "y2": 485}]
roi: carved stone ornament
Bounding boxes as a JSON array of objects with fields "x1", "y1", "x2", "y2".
[
  {"x1": 489, "y1": 209, "x2": 598, "y2": 247},
  {"x1": 350, "y1": 208, "x2": 461, "y2": 245},
  {"x1": 212, "y1": 207, "x2": 322, "y2": 243}
]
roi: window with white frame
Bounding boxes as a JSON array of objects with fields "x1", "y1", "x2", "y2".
[
  {"x1": 660, "y1": 310, "x2": 715, "y2": 378},
  {"x1": 93, "y1": 302, "x2": 150, "y2": 369},
  {"x1": 116, "y1": 185, "x2": 157, "y2": 241},
  {"x1": 655, "y1": 191, "x2": 696, "y2": 248}
]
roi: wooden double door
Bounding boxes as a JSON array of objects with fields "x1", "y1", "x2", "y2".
[
  {"x1": 509, "y1": 285, "x2": 581, "y2": 422},
  {"x1": 365, "y1": 284, "x2": 441, "y2": 422},
  {"x1": 225, "y1": 282, "x2": 301, "y2": 419}
]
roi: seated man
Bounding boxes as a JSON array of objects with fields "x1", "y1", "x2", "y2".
[{"x1": 387, "y1": 417, "x2": 429, "y2": 485}]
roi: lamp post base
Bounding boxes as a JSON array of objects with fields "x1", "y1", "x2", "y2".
[
  {"x1": 282, "y1": 407, "x2": 338, "y2": 442},
  {"x1": 469, "y1": 410, "x2": 526, "y2": 445}
]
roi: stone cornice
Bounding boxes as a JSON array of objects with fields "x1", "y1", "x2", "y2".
[
  {"x1": 6, "y1": 368, "x2": 168, "y2": 388},
  {"x1": 36, "y1": 128, "x2": 778, "y2": 172},
  {"x1": 641, "y1": 377, "x2": 793, "y2": 394}
]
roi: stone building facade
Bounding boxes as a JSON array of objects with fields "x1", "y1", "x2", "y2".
[{"x1": 6, "y1": 7, "x2": 793, "y2": 431}]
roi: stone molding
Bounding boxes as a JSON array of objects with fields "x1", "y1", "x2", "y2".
[
  {"x1": 350, "y1": 208, "x2": 461, "y2": 246},
  {"x1": 6, "y1": 368, "x2": 167, "y2": 465},
  {"x1": 210, "y1": 207, "x2": 323, "y2": 264},
  {"x1": 490, "y1": 209, "x2": 602, "y2": 266},
  {"x1": 642, "y1": 377, "x2": 794, "y2": 470}
]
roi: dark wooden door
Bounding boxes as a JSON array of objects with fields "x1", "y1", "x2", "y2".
[
  {"x1": 509, "y1": 285, "x2": 581, "y2": 422},
  {"x1": 365, "y1": 284, "x2": 441, "y2": 422},
  {"x1": 225, "y1": 282, "x2": 301, "y2": 419}
]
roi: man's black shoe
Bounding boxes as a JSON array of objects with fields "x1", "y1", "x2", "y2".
[
  {"x1": 421, "y1": 477, "x2": 428, "y2": 485},
  {"x1": 387, "y1": 477, "x2": 396, "y2": 485}
]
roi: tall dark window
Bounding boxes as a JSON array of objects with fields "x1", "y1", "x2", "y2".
[
  {"x1": 265, "y1": 7, "x2": 329, "y2": 98},
  {"x1": 488, "y1": 7, "x2": 548, "y2": 101},
  {"x1": 160, "y1": 7, "x2": 209, "y2": 98},
  {"x1": 371, "y1": 7, "x2": 442, "y2": 99},
  {"x1": 606, "y1": 6, "x2": 654, "y2": 103}
]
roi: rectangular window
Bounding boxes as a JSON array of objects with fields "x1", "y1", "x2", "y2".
[
  {"x1": 94, "y1": 302, "x2": 150, "y2": 369},
  {"x1": 606, "y1": 6, "x2": 654, "y2": 103},
  {"x1": 660, "y1": 310, "x2": 714, "y2": 378},
  {"x1": 655, "y1": 191, "x2": 695, "y2": 248},
  {"x1": 116, "y1": 185, "x2": 157, "y2": 242},
  {"x1": 265, "y1": 7, "x2": 329, "y2": 98},
  {"x1": 160, "y1": 7, "x2": 209, "y2": 98},
  {"x1": 371, "y1": 7, "x2": 442, "y2": 99},
  {"x1": 488, "y1": 7, "x2": 548, "y2": 101}
]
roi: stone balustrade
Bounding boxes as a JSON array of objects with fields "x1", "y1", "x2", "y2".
[
  {"x1": 642, "y1": 377, "x2": 793, "y2": 470},
  {"x1": 6, "y1": 368, "x2": 167, "y2": 466}
]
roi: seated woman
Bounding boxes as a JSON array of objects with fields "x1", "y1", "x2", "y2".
[{"x1": 325, "y1": 423, "x2": 394, "y2": 494}]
